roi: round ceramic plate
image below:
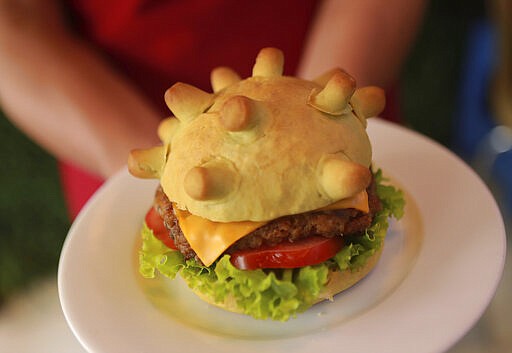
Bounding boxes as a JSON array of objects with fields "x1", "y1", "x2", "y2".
[{"x1": 58, "y1": 118, "x2": 506, "y2": 353}]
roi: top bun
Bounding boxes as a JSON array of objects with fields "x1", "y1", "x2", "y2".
[{"x1": 129, "y1": 48, "x2": 385, "y2": 222}]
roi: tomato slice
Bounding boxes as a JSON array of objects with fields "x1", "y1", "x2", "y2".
[
  {"x1": 230, "y1": 236, "x2": 343, "y2": 270},
  {"x1": 145, "y1": 207, "x2": 177, "y2": 250}
]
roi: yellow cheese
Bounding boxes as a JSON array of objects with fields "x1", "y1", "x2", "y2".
[
  {"x1": 174, "y1": 190, "x2": 369, "y2": 266},
  {"x1": 318, "y1": 189, "x2": 369, "y2": 213},
  {"x1": 174, "y1": 208, "x2": 266, "y2": 266}
]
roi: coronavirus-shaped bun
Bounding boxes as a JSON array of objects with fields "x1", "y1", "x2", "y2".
[{"x1": 129, "y1": 47, "x2": 385, "y2": 222}]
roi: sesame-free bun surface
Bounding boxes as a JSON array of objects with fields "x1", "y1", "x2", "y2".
[
  {"x1": 156, "y1": 48, "x2": 385, "y2": 222},
  {"x1": 129, "y1": 48, "x2": 385, "y2": 222}
]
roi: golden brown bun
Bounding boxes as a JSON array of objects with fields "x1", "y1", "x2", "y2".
[
  {"x1": 129, "y1": 48, "x2": 385, "y2": 222},
  {"x1": 188, "y1": 246, "x2": 383, "y2": 316}
]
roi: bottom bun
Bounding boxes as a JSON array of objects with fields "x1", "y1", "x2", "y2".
[
  {"x1": 316, "y1": 245, "x2": 383, "y2": 303},
  {"x1": 189, "y1": 245, "x2": 384, "y2": 316}
]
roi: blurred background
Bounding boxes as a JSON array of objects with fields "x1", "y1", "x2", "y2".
[{"x1": 0, "y1": 0, "x2": 510, "y2": 352}]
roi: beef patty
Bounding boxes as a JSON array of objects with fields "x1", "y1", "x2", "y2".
[{"x1": 154, "y1": 177, "x2": 381, "y2": 264}]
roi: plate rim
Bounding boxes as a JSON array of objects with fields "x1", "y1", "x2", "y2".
[{"x1": 58, "y1": 118, "x2": 507, "y2": 353}]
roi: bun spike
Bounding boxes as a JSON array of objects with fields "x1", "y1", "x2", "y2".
[
  {"x1": 165, "y1": 82, "x2": 214, "y2": 123},
  {"x1": 308, "y1": 69, "x2": 356, "y2": 115},
  {"x1": 157, "y1": 116, "x2": 180, "y2": 144},
  {"x1": 219, "y1": 95, "x2": 257, "y2": 132},
  {"x1": 312, "y1": 67, "x2": 344, "y2": 86},
  {"x1": 318, "y1": 157, "x2": 371, "y2": 200},
  {"x1": 128, "y1": 145, "x2": 169, "y2": 179},
  {"x1": 252, "y1": 47, "x2": 284, "y2": 78},
  {"x1": 350, "y1": 86, "x2": 386, "y2": 126},
  {"x1": 183, "y1": 161, "x2": 238, "y2": 201},
  {"x1": 184, "y1": 166, "x2": 213, "y2": 201},
  {"x1": 211, "y1": 67, "x2": 241, "y2": 93}
]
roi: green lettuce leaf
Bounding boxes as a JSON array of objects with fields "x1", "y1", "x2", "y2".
[
  {"x1": 138, "y1": 169, "x2": 405, "y2": 321},
  {"x1": 139, "y1": 223, "x2": 184, "y2": 279}
]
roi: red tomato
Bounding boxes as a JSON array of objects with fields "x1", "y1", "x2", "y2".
[
  {"x1": 145, "y1": 207, "x2": 177, "y2": 250},
  {"x1": 230, "y1": 236, "x2": 343, "y2": 270}
]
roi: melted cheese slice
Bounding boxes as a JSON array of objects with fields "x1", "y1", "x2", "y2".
[
  {"x1": 318, "y1": 188, "x2": 369, "y2": 213},
  {"x1": 174, "y1": 190, "x2": 369, "y2": 266}
]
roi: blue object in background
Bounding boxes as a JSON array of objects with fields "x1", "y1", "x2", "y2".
[{"x1": 454, "y1": 20, "x2": 512, "y2": 214}]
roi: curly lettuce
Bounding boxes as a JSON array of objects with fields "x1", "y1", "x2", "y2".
[{"x1": 138, "y1": 170, "x2": 404, "y2": 321}]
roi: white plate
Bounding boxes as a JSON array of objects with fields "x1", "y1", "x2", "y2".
[{"x1": 58, "y1": 118, "x2": 506, "y2": 353}]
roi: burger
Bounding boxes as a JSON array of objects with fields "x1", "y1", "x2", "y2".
[{"x1": 128, "y1": 47, "x2": 404, "y2": 321}]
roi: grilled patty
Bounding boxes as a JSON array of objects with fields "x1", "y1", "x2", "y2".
[{"x1": 154, "y1": 178, "x2": 381, "y2": 264}]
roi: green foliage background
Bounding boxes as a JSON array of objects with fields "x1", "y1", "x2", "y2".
[{"x1": 0, "y1": 116, "x2": 69, "y2": 305}]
